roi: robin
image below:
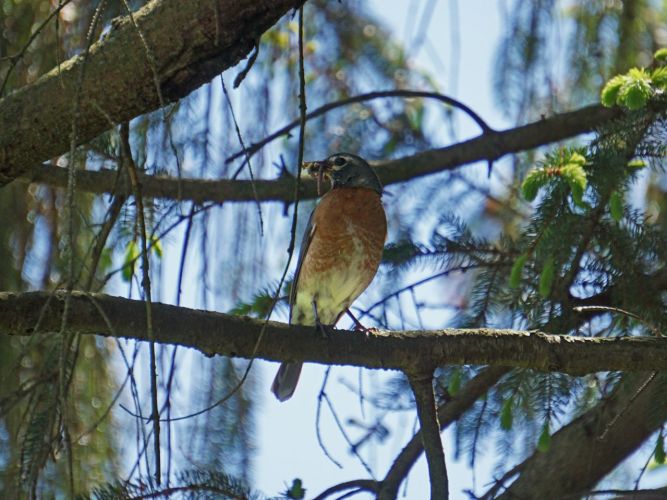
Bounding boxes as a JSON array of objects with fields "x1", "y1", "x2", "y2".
[{"x1": 271, "y1": 153, "x2": 387, "y2": 402}]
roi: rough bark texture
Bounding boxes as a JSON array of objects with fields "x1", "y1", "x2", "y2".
[
  {"x1": 17, "y1": 104, "x2": 623, "y2": 203},
  {"x1": 498, "y1": 373, "x2": 667, "y2": 499},
  {"x1": 0, "y1": 0, "x2": 304, "y2": 183},
  {"x1": 3, "y1": 291, "x2": 667, "y2": 374}
]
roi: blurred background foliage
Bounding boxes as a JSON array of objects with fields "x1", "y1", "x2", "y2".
[{"x1": 0, "y1": 0, "x2": 666, "y2": 497}]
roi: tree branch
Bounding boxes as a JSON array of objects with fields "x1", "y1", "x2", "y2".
[
  {"x1": 0, "y1": 0, "x2": 305, "y2": 183},
  {"x1": 4, "y1": 291, "x2": 667, "y2": 374},
  {"x1": 407, "y1": 372, "x2": 448, "y2": 500},
  {"x1": 496, "y1": 373, "x2": 667, "y2": 499},
  {"x1": 378, "y1": 367, "x2": 510, "y2": 499},
  {"x1": 16, "y1": 103, "x2": 622, "y2": 202}
]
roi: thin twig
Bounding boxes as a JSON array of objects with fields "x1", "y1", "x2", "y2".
[
  {"x1": 312, "y1": 480, "x2": 379, "y2": 500},
  {"x1": 0, "y1": 0, "x2": 73, "y2": 96},
  {"x1": 221, "y1": 76, "x2": 264, "y2": 234},
  {"x1": 315, "y1": 368, "x2": 344, "y2": 469},
  {"x1": 378, "y1": 367, "x2": 508, "y2": 499},
  {"x1": 58, "y1": 2, "x2": 108, "y2": 494},
  {"x1": 233, "y1": 39, "x2": 260, "y2": 88},
  {"x1": 598, "y1": 372, "x2": 658, "y2": 441},
  {"x1": 226, "y1": 89, "x2": 492, "y2": 165},
  {"x1": 121, "y1": 122, "x2": 162, "y2": 484},
  {"x1": 322, "y1": 392, "x2": 376, "y2": 478}
]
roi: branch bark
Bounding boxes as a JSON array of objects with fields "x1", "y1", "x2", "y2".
[
  {"x1": 0, "y1": 0, "x2": 304, "y2": 183},
  {"x1": 496, "y1": 372, "x2": 667, "y2": 499},
  {"x1": 16, "y1": 104, "x2": 622, "y2": 202},
  {"x1": 4, "y1": 291, "x2": 667, "y2": 374},
  {"x1": 406, "y1": 373, "x2": 448, "y2": 500}
]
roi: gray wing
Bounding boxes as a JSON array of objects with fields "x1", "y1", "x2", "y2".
[{"x1": 289, "y1": 208, "x2": 317, "y2": 324}]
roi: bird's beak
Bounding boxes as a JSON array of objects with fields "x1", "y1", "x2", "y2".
[
  {"x1": 302, "y1": 160, "x2": 328, "y2": 176},
  {"x1": 302, "y1": 160, "x2": 329, "y2": 196}
]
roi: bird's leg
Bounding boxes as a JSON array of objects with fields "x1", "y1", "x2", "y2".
[
  {"x1": 345, "y1": 308, "x2": 373, "y2": 335},
  {"x1": 312, "y1": 299, "x2": 330, "y2": 338}
]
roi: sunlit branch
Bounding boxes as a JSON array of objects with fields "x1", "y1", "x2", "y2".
[{"x1": 0, "y1": 0, "x2": 305, "y2": 183}]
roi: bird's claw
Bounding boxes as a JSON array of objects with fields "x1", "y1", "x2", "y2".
[{"x1": 316, "y1": 320, "x2": 332, "y2": 339}]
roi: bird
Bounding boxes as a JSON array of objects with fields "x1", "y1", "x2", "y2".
[{"x1": 271, "y1": 153, "x2": 387, "y2": 402}]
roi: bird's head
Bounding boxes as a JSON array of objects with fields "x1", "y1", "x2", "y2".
[{"x1": 302, "y1": 153, "x2": 382, "y2": 195}]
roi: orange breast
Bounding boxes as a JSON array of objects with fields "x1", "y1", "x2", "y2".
[{"x1": 292, "y1": 187, "x2": 387, "y2": 325}]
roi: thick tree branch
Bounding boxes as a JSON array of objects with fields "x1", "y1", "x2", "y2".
[
  {"x1": 0, "y1": 0, "x2": 304, "y2": 183},
  {"x1": 16, "y1": 104, "x2": 622, "y2": 202},
  {"x1": 496, "y1": 373, "x2": 667, "y2": 499},
  {"x1": 407, "y1": 373, "x2": 448, "y2": 500},
  {"x1": 4, "y1": 291, "x2": 667, "y2": 374}
]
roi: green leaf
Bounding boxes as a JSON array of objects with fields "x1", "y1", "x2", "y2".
[
  {"x1": 609, "y1": 191, "x2": 623, "y2": 222},
  {"x1": 654, "y1": 48, "x2": 667, "y2": 63},
  {"x1": 627, "y1": 158, "x2": 647, "y2": 169},
  {"x1": 150, "y1": 236, "x2": 163, "y2": 258},
  {"x1": 600, "y1": 74, "x2": 627, "y2": 107},
  {"x1": 651, "y1": 67, "x2": 667, "y2": 89},
  {"x1": 537, "y1": 422, "x2": 551, "y2": 453},
  {"x1": 561, "y1": 163, "x2": 587, "y2": 204},
  {"x1": 522, "y1": 169, "x2": 548, "y2": 201},
  {"x1": 122, "y1": 241, "x2": 139, "y2": 282},
  {"x1": 99, "y1": 247, "x2": 114, "y2": 273},
  {"x1": 568, "y1": 152, "x2": 586, "y2": 167},
  {"x1": 655, "y1": 434, "x2": 665, "y2": 464},
  {"x1": 538, "y1": 256, "x2": 555, "y2": 298},
  {"x1": 228, "y1": 302, "x2": 252, "y2": 316},
  {"x1": 500, "y1": 398, "x2": 513, "y2": 431},
  {"x1": 286, "y1": 478, "x2": 306, "y2": 499},
  {"x1": 406, "y1": 103, "x2": 425, "y2": 130},
  {"x1": 229, "y1": 291, "x2": 275, "y2": 317},
  {"x1": 619, "y1": 68, "x2": 652, "y2": 110},
  {"x1": 448, "y1": 370, "x2": 462, "y2": 396},
  {"x1": 509, "y1": 254, "x2": 528, "y2": 289}
]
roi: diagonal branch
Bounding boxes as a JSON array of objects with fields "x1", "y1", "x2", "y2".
[
  {"x1": 17, "y1": 103, "x2": 623, "y2": 203},
  {"x1": 3, "y1": 291, "x2": 667, "y2": 374},
  {"x1": 0, "y1": 0, "x2": 305, "y2": 183},
  {"x1": 495, "y1": 372, "x2": 667, "y2": 499}
]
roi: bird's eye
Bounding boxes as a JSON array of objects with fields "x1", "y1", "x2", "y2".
[{"x1": 333, "y1": 156, "x2": 347, "y2": 167}]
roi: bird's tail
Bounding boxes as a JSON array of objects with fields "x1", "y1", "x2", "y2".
[{"x1": 271, "y1": 362, "x2": 303, "y2": 402}]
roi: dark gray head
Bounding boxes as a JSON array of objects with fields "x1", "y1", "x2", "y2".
[{"x1": 303, "y1": 153, "x2": 383, "y2": 194}]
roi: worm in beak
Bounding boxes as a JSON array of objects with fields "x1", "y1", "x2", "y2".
[{"x1": 302, "y1": 160, "x2": 327, "y2": 196}]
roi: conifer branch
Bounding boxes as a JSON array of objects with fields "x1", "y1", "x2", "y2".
[{"x1": 495, "y1": 373, "x2": 667, "y2": 499}]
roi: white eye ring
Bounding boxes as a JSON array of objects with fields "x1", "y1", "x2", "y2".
[{"x1": 332, "y1": 156, "x2": 347, "y2": 168}]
